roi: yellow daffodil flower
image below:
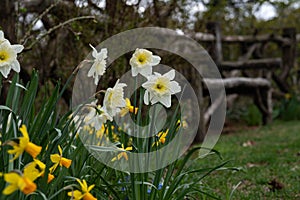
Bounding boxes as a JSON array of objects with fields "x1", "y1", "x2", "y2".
[
  {"x1": 49, "y1": 145, "x2": 72, "y2": 173},
  {"x1": 119, "y1": 98, "x2": 138, "y2": 117},
  {"x1": 24, "y1": 159, "x2": 55, "y2": 183},
  {"x1": 2, "y1": 171, "x2": 37, "y2": 195},
  {"x1": 176, "y1": 119, "x2": 188, "y2": 130},
  {"x1": 68, "y1": 179, "x2": 97, "y2": 200},
  {"x1": 152, "y1": 129, "x2": 169, "y2": 147},
  {"x1": 111, "y1": 144, "x2": 133, "y2": 162},
  {"x1": 7, "y1": 125, "x2": 42, "y2": 161},
  {"x1": 47, "y1": 173, "x2": 55, "y2": 183}
]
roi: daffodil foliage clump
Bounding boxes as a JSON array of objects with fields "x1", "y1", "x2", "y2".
[{"x1": 0, "y1": 30, "x2": 230, "y2": 200}]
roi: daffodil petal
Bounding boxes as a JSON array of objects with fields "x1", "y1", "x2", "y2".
[
  {"x1": 58, "y1": 145, "x2": 63, "y2": 156},
  {"x1": 139, "y1": 65, "x2": 152, "y2": 77},
  {"x1": 11, "y1": 44, "x2": 24, "y2": 53},
  {"x1": 87, "y1": 184, "x2": 95, "y2": 192},
  {"x1": 0, "y1": 31, "x2": 4, "y2": 41},
  {"x1": 2, "y1": 184, "x2": 18, "y2": 195},
  {"x1": 50, "y1": 154, "x2": 61, "y2": 163},
  {"x1": 19, "y1": 125, "x2": 29, "y2": 139},
  {"x1": 87, "y1": 65, "x2": 96, "y2": 77},
  {"x1": 0, "y1": 65, "x2": 11, "y2": 78},
  {"x1": 4, "y1": 172, "x2": 21, "y2": 184},
  {"x1": 158, "y1": 95, "x2": 171, "y2": 108},
  {"x1": 151, "y1": 55, "x2": 161, "y2": 65},
  {"x1": 163, "y1": 69, "x2": 175, "y2": 80},
  {"x1": 131, "y1": 66, "x2": 139, "y2": 77},
  {"x1": 10, "y1": 60, "x2": 20, "y2": 72},
  {"x1": 144, "y1": 91, "x2": 149, "y2": 105},
  {"x1": 68, "y1": 190, "x2": 83, "y2": 199},
  {"x1": 170, "y1": 81, "x2": 181, "y2": 94}
]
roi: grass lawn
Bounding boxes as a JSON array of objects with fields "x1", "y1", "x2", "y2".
[{"x1": 190, "y1": 120, "x2": 300, "y2": 200}]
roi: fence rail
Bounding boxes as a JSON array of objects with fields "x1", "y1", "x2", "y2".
[{"x1": 191, "y1": 33, "x2": 300, "y2": 44}]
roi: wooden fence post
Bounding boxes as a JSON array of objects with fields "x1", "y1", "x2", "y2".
[
  {"x1": 206, "y1": 22, "x2": 223, "y2": 65},
  {"x1": 279, "y1": 27, "x2": 296, "y2": 92}
]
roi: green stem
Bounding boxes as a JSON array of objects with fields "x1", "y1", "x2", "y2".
[{"x1": 48, "y1": 184, "x2": 76, "y2": 200}]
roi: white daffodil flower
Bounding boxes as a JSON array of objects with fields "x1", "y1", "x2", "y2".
[
  {"x1": 0, "y1": 39, "x2": 24, "y2": 78},
  {"x1": 129, "y1": 48, "x2": 161, "y2": 77},
  {"x1": 103, "y1": 79, "x2": 127, "y2": 117},
  {"x1": 88, "y1": 44, "x2": 108, "y2": 85},
  {"x1": 84, "y1": 101, "x2": 113, "y2": 131},
  {"x1": 142, "y1": 69, "x2": 181, "y2": 108}
]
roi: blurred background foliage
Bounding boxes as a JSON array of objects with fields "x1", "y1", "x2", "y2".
[{"x1": 0, "y1": 0, "x2": 299, "y2": 123}]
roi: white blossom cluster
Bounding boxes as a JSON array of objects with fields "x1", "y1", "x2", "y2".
[{"x1": 84, "y1": 46, "x2": 181, "y2": 130}]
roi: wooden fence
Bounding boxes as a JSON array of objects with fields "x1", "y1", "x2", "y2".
[{"x1": 191, "y1": 22, "x2": 297, "y2": 141}]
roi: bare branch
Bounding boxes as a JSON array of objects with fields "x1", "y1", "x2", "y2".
[
  {"x1": 24, "y1": 16, "x2": 96, "y2": 51},
  {"x1": 20, "y1": 0, "x2": 61, "y2": 45}
]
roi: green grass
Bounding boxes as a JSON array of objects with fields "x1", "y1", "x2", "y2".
[{"x1": 190, "y1": 120, "x2": 300, "y2": 200}]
